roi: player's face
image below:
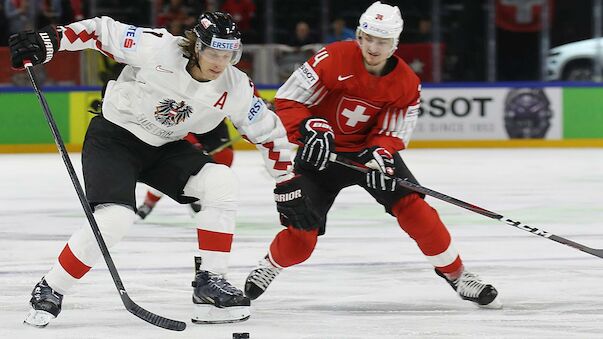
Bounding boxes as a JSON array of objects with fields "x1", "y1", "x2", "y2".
[
  {"x1": 357, "y1": 32, "x2": 392, "y2": 68},
  {"x1": 197, "y1": 47, "x2": 233, "y2": 80}
]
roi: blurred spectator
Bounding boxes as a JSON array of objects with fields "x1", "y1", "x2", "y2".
[
  {"x1": 0, "y1": 2, "x2": 9, "y2": 45},
  {"x1": 397, "y1": 1, "x2": 431, "y2": 43},
  {"x1": 289, "y1": 21, "x2": 318, "y2": 47},
  {"x1": 69, "y1": 0, "x2": 83, "y2": 21},
  {"x1": 58, "y1": 0, "x2": 83, "y2": 23},
  {"x1": 220, "y1": 0, "x2": 255, "y2": 31},
  {"x1": 167, "y1": 20, "x2": 184, "y2": 36},
  {"x1": 156, "y1": 0, "x2": 194, "y2": 28},
  {"x1": 220, "y1": 0, "x2": 257, "y2": 42},
  {"x1": 204, "y1": 0, "x2": 219, "y2": 12},
  {"x1": 325, "y1": 18, "x2": 355, "y2": 43},
  {"x1": 37, "y1": 0, "x2": 63, "y2": 27},
  {"x1": 5, "y1": 0, "x2": 38, "y2": 34},
  {"x1": 496, "y1": 0, "x2": 554, "y2": 81}
]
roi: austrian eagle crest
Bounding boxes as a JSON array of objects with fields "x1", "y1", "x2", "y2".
[{"x1": 154, "y1": 99, "x2": 193, "y2": 127}]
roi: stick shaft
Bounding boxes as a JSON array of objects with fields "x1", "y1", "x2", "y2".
[
  {"x1": 24, "y1": 62, "x2": 186, "y2": 330},
  {"x1": 329, "y1": 153, "x2": 603, "y2": 259}
]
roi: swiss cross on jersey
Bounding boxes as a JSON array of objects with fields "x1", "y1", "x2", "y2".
[{"x1": 335, "y1": 97, "x2": 381, "y2": 134}]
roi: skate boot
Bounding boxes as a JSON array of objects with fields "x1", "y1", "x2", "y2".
[
  {"x1": 191, "y1": 257, "x2": 250, "y2": 324},
  {"x1": 24, "y1": 278, "x2": 63, "y2": 327},
  {"x1": 436, "y1": 268, "x2": 502, "y2": 309},
  {"x1": 136, "y1": 202, "x2": 155, "y2": 219},
  {"x1": 244, "y1": 256, "x2": 282, "y2": 300}
]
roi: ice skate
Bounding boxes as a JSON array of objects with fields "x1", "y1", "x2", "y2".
[
  {"x1": 244, "y1": 256, "x2": 282, "y2": 300},
  {"x1": 24, "y1": 278, "x2": 63, "y2": 328},
  {"x1": 136, "y1": 202, "x2": 155, "y2": 219},
  {"x1": 436, "y1": 269, "x2": 502, "y2": 309},
  {"x1": 191, "y1": 258, "x2": 250, "y2": 324}
]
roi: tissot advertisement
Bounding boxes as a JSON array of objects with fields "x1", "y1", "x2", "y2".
[{"x1": 414, "y1": 87, "x2": 563, "y2": 140}]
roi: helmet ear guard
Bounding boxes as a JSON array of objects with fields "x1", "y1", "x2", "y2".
[{"x1": 193, "y1": 12, "x2": 242, "y2": 65}]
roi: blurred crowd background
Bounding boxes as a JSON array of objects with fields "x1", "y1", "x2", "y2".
[{"x1": 0, "y1": 0, "x2": 600, "y2": 86}]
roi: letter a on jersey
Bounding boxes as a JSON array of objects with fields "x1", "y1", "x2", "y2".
[
  {"x1": 214, "y1": 92, "x2": 228, "y2": 110},
  {"x1": 335, "y1": 97, "x2": 381, "y2": 134}
]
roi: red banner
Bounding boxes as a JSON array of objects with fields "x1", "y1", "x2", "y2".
[
  {"x1": 0, "y1": 48, "x2": 81, "y2": 86},
  {"x1": 394, "y1": 43, "x2": 445, "y2": 83}
]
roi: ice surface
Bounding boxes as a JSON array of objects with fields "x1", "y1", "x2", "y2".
[{"x1": 1, "y1": 148, "x2": 603, "y2": 338}]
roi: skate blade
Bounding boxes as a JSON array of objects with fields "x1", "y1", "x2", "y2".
[
  {"x1": 478, "y1": 294, "x2": 503, "y2": 309},
  {"x1": 191, "y1": 304, "x2": 250, "y2": 324},
  {"x1": 24, "y1": 309, "x2": 55, "y2": 328}
]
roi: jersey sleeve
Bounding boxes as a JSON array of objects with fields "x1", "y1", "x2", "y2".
[
  {"x1": 229, "y1": 84, "x2": 297, "y2": 183},
  {"x1": 366, "y1": 84, "x2": 421, "y2": 153},
  {"x1": 58, "y1": 16, "x2": 170, "y2": 66},
  {"x1": 274, "y1": 46, "x2": 334, "y2": 144}
]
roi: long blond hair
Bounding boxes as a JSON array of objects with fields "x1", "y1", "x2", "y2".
[{"x1": 179, "y1": 30, "x2": 197, "y2": 59}]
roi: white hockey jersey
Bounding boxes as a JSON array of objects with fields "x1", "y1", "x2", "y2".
[{"x1": 58, "y1": 16, "x2": 294, "y2": 181}]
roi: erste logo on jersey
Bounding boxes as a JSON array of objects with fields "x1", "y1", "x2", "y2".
[
  {"x1": 154, "y1": 99, "x2": 193, "y2": 127},
  {"x1": 122, "y1": 25, "x2": 141, "y2": 50},
  {"x1": 335, "y1": 97, "x2": 381, "y2": 134},
  {"x1": 248, "y1": 96, "x2": 265, "y2": 122}
]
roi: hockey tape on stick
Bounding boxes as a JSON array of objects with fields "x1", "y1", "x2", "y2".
[{"x1": 209, "y1": 134, "x2": 244, "y2": 155}]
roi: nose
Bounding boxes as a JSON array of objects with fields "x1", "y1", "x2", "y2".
[{"x1": 365, "y1": 41, "x2": 379, "y2": 53}]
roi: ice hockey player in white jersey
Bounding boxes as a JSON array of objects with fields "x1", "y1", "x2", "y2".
[{"x1": 9, "y1": 12, "x2": 297, "y2": 327}]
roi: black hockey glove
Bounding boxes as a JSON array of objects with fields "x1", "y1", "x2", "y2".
[
  {"x1": 9, "y1": 25, "x2": 61, "y2": 70},
  {"x1": 359, "y1": 146, "x2": 397, "y2": 191},
  {"x1": 274, "y1": 176, "x2": 319, "y2": 231},
  {"x1": 296, "y1": 117, "x2": 335, "y2": 171}
]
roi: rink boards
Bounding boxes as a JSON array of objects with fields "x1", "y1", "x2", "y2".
[{"x1": 1, "y1": 83, "x2": 602, "y2": 153}]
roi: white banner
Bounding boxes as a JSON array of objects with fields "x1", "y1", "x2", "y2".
[{"x1": 413, "y1": 87, "x2": 563, "y2": 140}]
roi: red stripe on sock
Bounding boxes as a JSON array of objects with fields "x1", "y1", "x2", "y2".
[
  {"x1": 58, "y1": 244, "x2": 91, "y2": 279},
  {"x1": 197, "y1": 229, "x2": 233, "y2": 252},
  {"x1": 436, "y1": 256, "x2": 463, "y2": 276},
  {"x1": 145, "y1": 191, "x2": 162, "y2": 204}
]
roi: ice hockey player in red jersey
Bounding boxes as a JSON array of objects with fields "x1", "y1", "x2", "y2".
[
  {"x1": 10, "y1": 11, "x2": 296, "y2": 327},
  {"x1": 244, "y1": 1, "x2": 502, "y2": 309}
]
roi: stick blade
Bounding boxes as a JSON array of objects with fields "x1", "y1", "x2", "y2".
[{"x1": 123, "y1": 295, "x2": 186, "y2": 331}]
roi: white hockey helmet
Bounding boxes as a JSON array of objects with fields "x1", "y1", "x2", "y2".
[{"x1": 357, "y1": 1, "x2": 403, "y2": 53}]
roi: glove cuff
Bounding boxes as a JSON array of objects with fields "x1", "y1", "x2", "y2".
[
  {"x1": 38, "y1": 25, "x2": 61, "y2": 63},
  {"x1": 299, "y1": 116, "x2": 333, "y2": 136}
]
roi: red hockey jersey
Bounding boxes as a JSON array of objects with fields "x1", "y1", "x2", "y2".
[{"x1": 275, "y1": 40, "x2": 421, "y2": 153}]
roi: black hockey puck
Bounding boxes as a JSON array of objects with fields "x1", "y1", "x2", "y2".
[{"x1": 233, "y1": 333, "x2": 250, "y2": 339}]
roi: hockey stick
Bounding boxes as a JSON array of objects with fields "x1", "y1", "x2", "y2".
[
  {"x1": 23, "y1": 61, "x2": 186, "y2": 331},
  {"x1": 208, "y1": 134, "x2": 243, "y2": 155},
  {"x1": 329, "y1": 153, "x2": 603, "y2": 259}
]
